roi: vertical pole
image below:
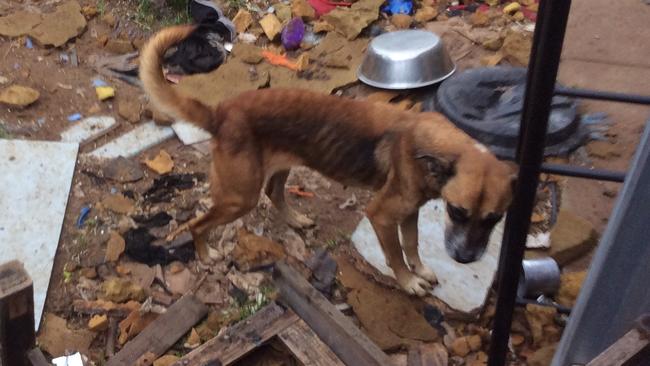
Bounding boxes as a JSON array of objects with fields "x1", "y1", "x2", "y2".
[
  {"x1": 487, "y1": 0, "x2": 573, "y2": 365},
  {"x1": 0, "y1": 260, "x2": 35, "y2": 366}
]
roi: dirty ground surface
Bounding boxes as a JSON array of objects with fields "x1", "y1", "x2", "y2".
[{"x1": 1, "y1": 0, "x2": 649, "y2": 365}]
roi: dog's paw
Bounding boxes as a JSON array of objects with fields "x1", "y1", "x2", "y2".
[
  {"x1": 286, "y1": 212, "x2": 315, "y2": 229},
  {"x1": 397, "y1": 273, "x2": 432, "y2": 297},
  {"x1": 415, "y1": 265, "x2": 438, "y2": 284}
]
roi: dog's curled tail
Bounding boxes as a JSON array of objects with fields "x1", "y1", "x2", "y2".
[{"x1": 139, "y1": 25, "x2": 215, "y2": 133}]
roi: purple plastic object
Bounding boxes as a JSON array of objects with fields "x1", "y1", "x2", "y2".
[{"x1": 281, "y1": 17, "x2": 305, "y2": 51}]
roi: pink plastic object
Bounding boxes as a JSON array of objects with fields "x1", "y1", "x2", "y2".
[{"x1": 307, "y1": 0, "x2": 352, "y2": 18}]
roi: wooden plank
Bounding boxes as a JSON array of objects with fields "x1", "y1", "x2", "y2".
[
  {"x1": 278, "y1": 318, "x2": 345, "y2": 366},
  {"x1": 0, "y1": 260, "x2": 35, "y2": 366},
  {"x1": 174, "y1": 302, "x2": 298, "y2": 366},
  {"x1": 26, "y1": 348, "x2": 49, "y2": 366},
  {"x1": 273, "y1": 261, "x2": 391, "y2": 366},
  {"x1": 587, "y1": 329, "x2": 650, "y2": 366},
  {"x1": 106, "y1": 294, "x2": 207, "y2": 366}
]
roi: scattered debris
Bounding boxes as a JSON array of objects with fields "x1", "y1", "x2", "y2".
[
  {"x1": 144, "y1": 150, "x2": 174, "y2": 174},
  {"x1": 0, "y1": 85, "x2": 40, "y2": 108},
  {"x1": 1, "y1": 140, "x2": 78, "y2": 329},
  {"x1": 60, "y1": 116, "x2": 117, "y2": 144},
  {"x1": 87, "y1": 121, "x2": 175, "y2": 159},
  {"x1": 105, "y1": 231, "x2": 126, "y2": 262},
  {"x1": 124, "y1": 227, "x2": 195, "y2": 265}
]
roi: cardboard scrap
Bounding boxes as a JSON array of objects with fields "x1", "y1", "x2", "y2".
[
  {"x1": 38, "y1": 313, "x2": 96, "y2": 357},
  {"x1": 232, "y1": 9, "x2": 253, "y2": 33},
  {"x1": 102, "y1": 194, "x2": 135, "y2": 214},
  {"x1": 323, "y1": 0, "x2": 384, "y2": 40},
  {"x1": 176, "y1": 60, "x2": 269, "y2": 107},
  {"x1": 105, "y1": 230, "x2": 126, "y2": 262},
  {"x1": 0, "y1": 85, "x2": 40, "y2": 107},
  {"x1": 144, "y1": 150, "x2": 174, "y2": 174},
  {"x1": 337, "y1": 259, "x2": 438, "y2": 350},
  {"x1": 28, "y1": 1, "x2": 87, "y2": 47},
  {"x1": 260, "y1": 13, "x2": 283, "y2": 40}
]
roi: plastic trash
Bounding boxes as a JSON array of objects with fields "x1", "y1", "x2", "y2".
[
  {"x1": 67, "y1": 113, "x2": 82, "y2": 122},
  {"x1": 281, "y1": 18, "x2": 305, "y2": 50},
  {"x1": 76, "y1": 206, "x2": 91, "y2": 228},
  {"x1": 382, "y1": 0, "x2": 413, "y2": 15}
]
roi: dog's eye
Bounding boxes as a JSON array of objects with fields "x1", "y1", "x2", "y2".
[
  {"x1": 482, "y1": 212, "x2": 503, "y2": 226},
  {"x1": 447, "y1": 204, "x2": 469, "y2": 223}
]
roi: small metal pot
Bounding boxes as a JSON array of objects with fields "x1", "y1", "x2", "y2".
[
  {"x1": 517, "y1": 258, "x2": 561, "y2": 299},
  {"x1": 358, "y1": 30, "x2": 456, "y2": 90}
]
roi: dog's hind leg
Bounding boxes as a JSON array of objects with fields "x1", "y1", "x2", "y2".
[
  {"x1": 265, "y1": 169, "x2": 315, "y2": 229},
  {"x1": 400, "y1": 211, "x2": 437, "y2": 285}
]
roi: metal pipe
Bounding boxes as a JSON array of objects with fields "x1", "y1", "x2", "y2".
[
  {"x1": 555, "y1": 86, "x2": 650, "y2": 105},
  {"x1": 488, "y1": 1, "x2": 573, "y2": 365},
  {"x1": 541, "y1": 163, "x2": 626, "y2": 182}
]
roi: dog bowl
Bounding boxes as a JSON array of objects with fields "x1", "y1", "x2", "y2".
[{"x1": 358, "y1": 30, "x2": 456, "y2": 90}]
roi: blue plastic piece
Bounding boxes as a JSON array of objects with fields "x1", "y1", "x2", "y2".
[
  {"x1": 382, "y1": 0, "x2": 413, "y2": 15},
  {"x1": 92, "y1": 78, "x2": 108, "y2": 87},
  {"x1": 76, "y1": 206, "x2": 91, "y2": 228},
  {"x1": 25, "y1": 37, "x2": 33, "y2": 49},
  {"x1": 67, "y1": 113, "x2": 82, "y2": 122}
]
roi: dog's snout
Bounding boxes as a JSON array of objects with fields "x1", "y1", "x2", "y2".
[{"x1": 452, "y1": 252, "x2": 476, "y2": 264}]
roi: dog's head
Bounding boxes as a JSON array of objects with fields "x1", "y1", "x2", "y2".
[{"x1": 418, "y1": 144, "x2": 517, "y2": 263}]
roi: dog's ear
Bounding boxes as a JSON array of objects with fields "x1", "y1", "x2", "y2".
[{"x1": 415, "y1": 152, "x2": 456, "y2": 178}]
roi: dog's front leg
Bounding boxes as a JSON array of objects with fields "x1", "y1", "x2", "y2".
[
  {"x1": 400, "y1": 211, "x2": 437, "y2": 285},
  {"x1": 367, "y1": 195, "x2": 432, "y2": 297}
]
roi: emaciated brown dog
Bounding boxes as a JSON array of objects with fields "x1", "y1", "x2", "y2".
[{"x1": 140, "y1": 25, "x2": 517, "y2": 296}]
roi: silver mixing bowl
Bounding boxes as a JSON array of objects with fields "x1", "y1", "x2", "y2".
[{"x1": 358, "y1": 30, "x2": 456, "y2": 90}]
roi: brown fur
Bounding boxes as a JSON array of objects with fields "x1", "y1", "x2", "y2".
[{"x1": 140, "y1": 26, "x2": 516, "y2": 296}]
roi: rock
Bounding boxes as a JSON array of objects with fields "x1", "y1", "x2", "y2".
[
  {"x1": 549, "y1": 210, "x2": 598, "y2": 266},
  {"x1": 105, "y1": 231, "x2": 126, "y2": 262},
  {"x1": 0, "y1": 85, "x2": 39, "y2": 108},
  {"x1": 414, "y1": 7, "x2": 438, "y2": 23},
  {"x1": 102, "y1": 194, "x2": 135, "y2": 214},
  {"x1": 501, "y1": 30, "x2": 533, "y2": 66},
  {"x1": 117, "y1": 98, "x2": 142, "y2": 123},
  {"x1": 154, "y1": 355, "x2": 180, "y2": 366},
  {"x1": 28, "y1": 1, "x2": 87, "y2": 47},
  {"x1": 482, "y1": 37, "x2": 503, "y2": 51},
  {"x1": 525, "y1": 304, "x2": 556, "y2": 346},
  {"x1": 587, "y1": 141, "x2": 621, "y2": 159},
  {"x1": 527, "y1": 343, "x2": 557, "y2": 366},
  {"x1": 283, "y1": 229, "x2": 307, "y2": 261},
  {"x1": 144, "y1": 150, "x2": 174, "y2": 174},
  {"x1": 103, "y1": 156, "x2": 144, "y2": 183},
  {"x1": 226, "y1": 269, "x2": 266, "y2": 295},
  {"x1": 0, "y1": 10, "x2": 42, "y2": 38},
  {"x1": 556, "y1": 271, "x2": 587, "y2": 307},
  {"x1": 232, "y1": 9, "x2": 253, "y2": 33},
  {"x1": 391, "y1": 14, "x2": 412, "y2": 29},
  {"x1": 38, "y1": 314, "x2": 96, "y2": 356},
  {"x1": 259, "y1": 14, "x2": 283, "y2": 41},
  {"x1": 166, "y1": 267, "x2": 193, "y2": 295},
  {"x1": 232, "y1": 43, "x2": 264, "y2": 64},
  {"x1": 409, "y1": 343, "x2": 448, "y2": 366},
  {"x1": 323, "y1": 0, "x2": 384, "y2": 40},
  {"x1": 105, "y1": 38, "x2": 135, "y2": 54},
  {"x1": 470, "y1": 11, "x2": 490, "y2": 27},
  {"x1": 275, "y1": 3, "x2": 293, "y2": 24},
  {"x1": 451, "y1": 337, "x2": 471, "y2": 357},
  {"x1": 81, "y1": 5, "x2": 98, "y2": 19},
  {"x1": 102, "y1": 13, "x2": 117, "y2": 27},
  {"x1": 292, "y1": 0, "x2": 316, "y2": 21},
  {"x1": 88, "y1": 314, "x2": 108, "y2": 331},
  {"x1": 467, "y1": 335, "x2": 482, "y2": 352},
  {"x1": 102, "y1": 278, "x2": 146, "y2": 303}
]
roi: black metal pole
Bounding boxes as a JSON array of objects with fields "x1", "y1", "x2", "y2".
[
  {"x1": 554, "y1": 86, "x2": 650, "y2": 105},
  {"x1": 488, "y1": 1, "x2": 573, "y2": 365},
  {"x1": 541, "y1": 163, "x2": 626, "y2": 182}
]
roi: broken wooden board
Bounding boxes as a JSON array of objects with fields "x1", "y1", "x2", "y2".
[
  {"x1": 277, "y1": 318, "x2": 345, "y2": 366},
  {"x1": 274, "y1": 261, "x2": 391, "y2": 366},
  {"x1": 352, "y1": 199, "x2": 503, "y2": 315},
  {"x1": 0, "y1": 140, "x2": 78, "y2": 330},
  {"x1": 86, "y1": 121, "x2": 175, "y2": 159},
  {"x1": 60, "y1": 116, "x2": 117, "y2": 145},
  {"x1": 173, "y1": 303, "x2": 298, "y2": 366},
  {"x1": 106, "y1": 294, "x2": 207, "y2": 366}
]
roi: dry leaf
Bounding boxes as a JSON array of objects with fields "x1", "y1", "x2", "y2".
[{"x1": 144, "y1": 150, "x2": 174, "y2": 174}]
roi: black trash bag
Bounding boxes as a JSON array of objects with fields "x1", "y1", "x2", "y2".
[{"x1": 124, "y1": 227, "x2": 195, "y2": 266}]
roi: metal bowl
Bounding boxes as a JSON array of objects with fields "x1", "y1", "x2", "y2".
[{"x1": 358, "y1": 30, "x2": 456, "y2": 90}]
